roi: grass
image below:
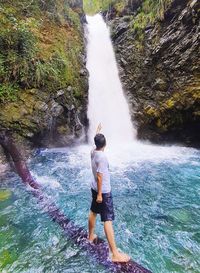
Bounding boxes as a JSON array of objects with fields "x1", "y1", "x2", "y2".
[
  {"x1": 83, "y1": 0, "x2": 173, "y2": 18},
  {"x1": 129, "y1": 0, "x2": 173, "y2": 44},
  {"x1": 83, "y1": 0, "x2": 126, "y2": 15},
  {"x1": 0, "y1": 83, "x2": 19, "y2": 103},
  {"x1": 132, "y1": 0, "x2": 174, "y2": 29}
]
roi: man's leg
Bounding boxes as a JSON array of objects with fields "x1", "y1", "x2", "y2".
[
  {"x1": 104, "y1": 221, "x2": 130, "y2": 262},
  {"x1": 88, "y1": 210, "x2": 97, "y2": 241}
]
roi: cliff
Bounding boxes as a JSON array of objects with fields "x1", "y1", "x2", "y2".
[
  {"x1": 104, "y1": 0, "x2": 200, "y2": 146},
  {"x1": 0, "y1": 0, "x2": 88, "y2": 150}
]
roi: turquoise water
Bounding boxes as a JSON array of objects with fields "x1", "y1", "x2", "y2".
[{"x1": 0, "y1": 142, "x2": 200, "y2": 273}]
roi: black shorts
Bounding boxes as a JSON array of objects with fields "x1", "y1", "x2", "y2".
[{"x1": 90, "y1": 189, "x2": 115, "y2": 222}]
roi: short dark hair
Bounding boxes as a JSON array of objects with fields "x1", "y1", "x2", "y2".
[{"x1": 94, "y1": 134, "x2": 106, "y2": 149}]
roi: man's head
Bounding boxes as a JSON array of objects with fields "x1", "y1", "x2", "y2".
[{"x1": 94, "y1": 134, "x2": 106, "y2": 150}]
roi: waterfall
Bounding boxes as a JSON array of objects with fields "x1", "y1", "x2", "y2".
[{"x1": 86, "y1": 14, "x2": 136, "y2": 145}]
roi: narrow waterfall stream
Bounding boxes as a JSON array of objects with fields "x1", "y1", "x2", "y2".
[{"x1": 0, "y1": 14, "x2": 200, "y2": 273}]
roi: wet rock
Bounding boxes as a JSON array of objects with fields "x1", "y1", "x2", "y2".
[
  {"x1": 79, "y1": 68, "x2": 88, "y2": 76},
  {"x1": 0, "y1": 190, "x2": 12, "y2": 201},
  {"x1": 49, "y1": 100, "x2": 64, "y2": 117},
  {"x1": 111, "y1": 21, "x2": 129, "y2": 40}
]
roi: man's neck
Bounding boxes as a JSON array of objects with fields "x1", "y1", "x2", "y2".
[{"x1": 96, "y1": 148, "x2": 104, "y2": 152}]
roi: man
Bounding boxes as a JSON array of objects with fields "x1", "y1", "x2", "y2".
[{"x1": 88, "y1": 124, "x2": 130, "y2": 263}]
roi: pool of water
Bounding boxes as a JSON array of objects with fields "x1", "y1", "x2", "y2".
[{"x1": 0, "y1": 142, "x2": 200, "y2": 273}]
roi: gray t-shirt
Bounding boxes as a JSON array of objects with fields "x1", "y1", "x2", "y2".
[{"x1": 90, "y1": 149, "x2": 111, "y2": 193}]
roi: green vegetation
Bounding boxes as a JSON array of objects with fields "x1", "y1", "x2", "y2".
[
  {"x1": 0, "y1": 0, "x2": 173, "y2": 103},
  {"x1": 0, "y1": 84, "x2": 19, "y2": 102},
  {"x1": 83, "y1": 0, "x2": 173, "y2": 19},
  {"x1": 83, "y1": 0, "x2": 126, "y2": 15},
  {"x1": 84, "y1": 0, "x2": 173, "y2": 43},
  {"x1": 0, "y1": 0, "x2": 84, "y2": 102},
  {"x1": 131, "y1": 0, "x2": 173, "y2": 40}
]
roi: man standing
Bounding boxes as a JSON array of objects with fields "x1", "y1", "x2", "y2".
[{"x1": 88, "y1": 124, "x2": 130, "y2": 262}]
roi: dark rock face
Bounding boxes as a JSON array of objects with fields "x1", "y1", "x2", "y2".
[{"x1": 106, "y1": 0, "x2": 200, "y2": 146}]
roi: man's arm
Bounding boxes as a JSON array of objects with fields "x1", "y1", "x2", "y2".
[
  {"x1": 96, "y1": 123, "x2": 102, "y2": 135},
  {"x1": 96, "y1": 172, "x2": 103, "y2": 203},
  {"x1": 95, "y1": 122, "x2": 103, "y2": 203}
]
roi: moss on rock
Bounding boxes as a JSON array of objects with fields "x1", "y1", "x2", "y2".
[
  {"x1": 143, "y1": 84, "x2": 200, "y2": 136},
  {"x1": 0, "y1": 0, "x2": 88, "y2": 147}
]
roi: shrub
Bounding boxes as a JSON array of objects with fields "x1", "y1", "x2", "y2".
[
  {"x1": 0, "y1": 83, "x2": 19, "y2": 102},
  {"x1": 0, "y1": 0, "x2": 84, "y2": 102}
]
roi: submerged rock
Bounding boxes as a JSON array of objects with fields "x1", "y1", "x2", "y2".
[{"x1": 0, "y1": 190, "x2": 12, "y2": 202}]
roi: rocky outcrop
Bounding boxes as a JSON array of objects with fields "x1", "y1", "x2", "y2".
[
  {"x1": 0, "y1": 85, "x2": 88, "y2": 147},
  {"x1": 106, "y1": 0, "x2": 200, "y2": 146},
  {"x1": 0, "y1": 0, "x2": 88, "y2": 150}
]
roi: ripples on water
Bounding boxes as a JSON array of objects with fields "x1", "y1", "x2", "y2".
[{"x1": 0, "y1": 142, "x2": 200, "y2": 273}]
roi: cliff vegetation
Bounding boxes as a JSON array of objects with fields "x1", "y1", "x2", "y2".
[{"x1": 0, "y1": 0, "x2": 88, "y2": 149}]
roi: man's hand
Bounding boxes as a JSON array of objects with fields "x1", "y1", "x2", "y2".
[
  {"x1": 96, "y1": 123, "x2": 102, "y2": 134},
  {"x1": 96, "y1": 193, "x2": 103, "y2": 203}
]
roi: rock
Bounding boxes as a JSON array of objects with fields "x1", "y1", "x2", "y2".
[
  {"x1": 49, "y1": 100, "x2": 64, "y2": 117},
  {"x1": 79, "y1": 68, "x2": 87, "y2": 76},
  {"x1": 34, "y1": 101, "x2": 49, "y2": 111},
  {"x1": 190, "y1": 0, "x2": 198, "y2": 8},
  {"x1": 0, "y1": 190, "x2": 12, "y2": 201},
  {"x1": 120, "y1": 57, "x2": 128, "y2": 66},
  {"x1": 67, "y1": 86, "x2": 73, "y2": 93},
  {"x1": 26, "y1": 132, "x2": 34, "y2": 138},
  {"x1": 55, "y1": 89, "x2": 65, "y2": 97},
  {"x1": 105, "y1": 0, "x2": 200, "y2": 147},
  {"x1": 111, "y1": 20, "x2": 129, "y2": 40},
  {"x1": 153, "y1": 78, "x2": 168, "y2": 91}
]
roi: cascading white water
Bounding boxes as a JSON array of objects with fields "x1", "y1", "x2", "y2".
[
  {"x1": 86, "y1": 14, "x2": 136, "y2": 144},
  {"x1": 84, "y1": 14, "x2": 197, "y2": 165}
]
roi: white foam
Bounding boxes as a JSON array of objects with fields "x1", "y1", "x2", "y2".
[
  {"x1": 39, "y1": 142, "x2": 199, "y2": 171},
  {"x1": 32, "y1": 173, "x2": 62, "y2": 189}
]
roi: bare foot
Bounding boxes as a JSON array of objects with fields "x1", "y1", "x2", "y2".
[
  {"x1": 112, "y1": 251, "x2": 130, "y2": 263},
  {"x1": 88, "y1": 234, "x2": 97, "y2": 243}
]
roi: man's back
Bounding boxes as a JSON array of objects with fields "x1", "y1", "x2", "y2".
[{"x1": 91, "y1": 149, "x2": 111, "y2": 193}]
